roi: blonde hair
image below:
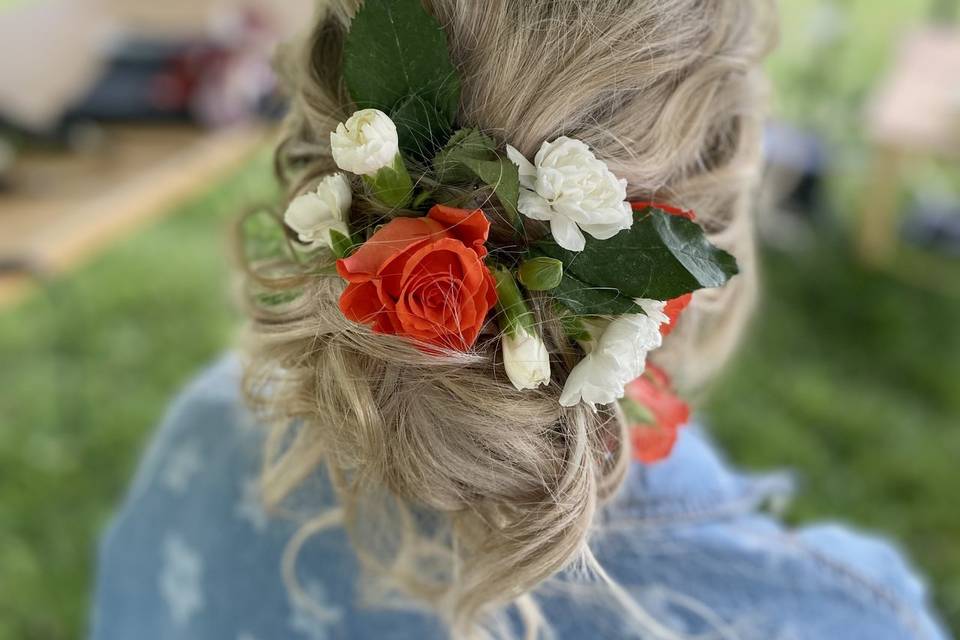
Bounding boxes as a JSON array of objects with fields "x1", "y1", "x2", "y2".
[{"x1": 240, "y1": 0, "x2": 775, "y2": 637}]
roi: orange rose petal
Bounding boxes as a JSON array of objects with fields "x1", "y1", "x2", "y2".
[
  {"x1": 428, "y1": 205, "x2": 491, "y2": 258},
  {"x1": 339, "y1": 281, "x2": 383, "y2": 323},
  {"x1": 337, "y1": 218, "x2": 446, "y2": 282},
  {"x1": 338, "y1": 212, "x2": 497, "y2": 352}
]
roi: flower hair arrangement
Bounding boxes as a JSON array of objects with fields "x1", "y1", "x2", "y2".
[{"x1": 282, "y1": 0, "x2": 739, "y2": 462}]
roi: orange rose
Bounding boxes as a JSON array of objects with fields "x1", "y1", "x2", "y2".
[{"x1": 336, "y1": 205, "x2": 497, "y2": 351}]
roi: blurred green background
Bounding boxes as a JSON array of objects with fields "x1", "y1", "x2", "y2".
[{"x1": 1, "y1": 1, "x2": 959, "y2": 639}]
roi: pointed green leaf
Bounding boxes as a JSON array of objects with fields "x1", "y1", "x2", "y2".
[
  {"x1": 457, "y1": 156, "x2": 520, "y2": 219},
  {"x1": 329, "y1": 229, "x2": 357, "y2": 259},
  {"x1": 433, "y1": 128, "x2": 497, "y2": 183},
  {"x1": 536, "y1": 207, "x2": 739, "y2": 304},
  {"x1": 433, "y1": 128, "x2": 521, "y2": 232},
  {"x1": 343, "y1": 0, "x2": 461, "y2": 157}
]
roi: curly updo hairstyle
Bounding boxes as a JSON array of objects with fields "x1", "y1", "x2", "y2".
[{"x1": 241, "y1": 0, "x2": 774, "y2": 637}]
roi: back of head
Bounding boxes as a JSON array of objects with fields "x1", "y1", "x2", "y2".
[{"x1": 242, "y1": 0, "x2": 774, "y2": 636}]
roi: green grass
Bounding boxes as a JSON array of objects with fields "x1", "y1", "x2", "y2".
[
  {"x1": 0, "y1": 151, "x2": 278, "y2": 639},
  {"x1": 707, "y1": 248, "x2": 960, "y2": 631}
]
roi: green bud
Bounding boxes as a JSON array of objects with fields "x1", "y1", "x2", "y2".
[{"x1": 517, "y1": 257, "x2": 563, "y2": 291}]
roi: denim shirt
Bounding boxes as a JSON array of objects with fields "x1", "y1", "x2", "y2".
[{"x1": 90, "y1": 356, "x2": 951, "y2": 640}]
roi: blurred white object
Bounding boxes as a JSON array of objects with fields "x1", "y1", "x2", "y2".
[{"x1": 0, "y1": 0, "x2": 107, "y2": 130}]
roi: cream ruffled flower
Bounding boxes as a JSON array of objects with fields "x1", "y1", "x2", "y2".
[
  {"x1": 330, "y1": 109, "x2": 400, "y2": 176},
  {"x1": 283, "y1": 173, "x2": 352, "y2": 250},
  {"x1": 502, "y1": 325, "x2": 551, "y2": 391},
  {"x1": 559, "y1": 300, "x2": 668, "y2": 407},
  {"x1": 506, "y1": 137, "x2": 633, "y2": 252}
]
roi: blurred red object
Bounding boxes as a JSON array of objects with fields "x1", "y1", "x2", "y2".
[
  {"x1": 623, "y1": 365, "x2": 690, "y2": 464},
  {"x1": 661, "y1": 294, "x2": 692, "y2": 337}
]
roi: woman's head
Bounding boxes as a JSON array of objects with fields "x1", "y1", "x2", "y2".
[{"x1": 242, "y1": 0, "x2": 774, "y2": 635}]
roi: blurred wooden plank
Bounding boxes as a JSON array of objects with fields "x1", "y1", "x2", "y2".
[
  {"x1": 857, "y1": 146, "x2": 903, "y2": 266},
  {"x1": 858, "y1": 27, "x2": 960, "y2": 267},
  {"x1": 100, "y1": 0, "x2": 314, "y2": 39},
  {"x1": 0, "y1": 124, "x2": 270, "y2": 308}
]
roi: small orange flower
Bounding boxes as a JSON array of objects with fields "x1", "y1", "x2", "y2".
[{"x1": 336, "y1": 205, "x2": 497, "y2": 351}]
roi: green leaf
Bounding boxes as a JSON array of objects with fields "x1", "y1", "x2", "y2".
[
  {"x1": 329, "y1": 229, "x2": 356, "y2": 259},
  {"x1": 536, "y1": 207, "x2": 739, "y2": 305},
  {"x1": 433, "y1": 128, "x2": 497, "y2": 183},
  {"x1": 433, "y1": 128, "x2": 521, "y2": 232},
  {"x1": 558, "y1": 311, "x2": 592, "y2": 342},
  {"x1": 390, "y1": 93, "x2": 452, "y2": 159},
  {"x1": 458, "y1": 157, "x2": 520, "y2": 219},
  {"x1": 343, "y1": 0, "x2": 461, "y2": 157},
  {"x1": 549, "y1": 273, "x2": 643, "y2": 316}
]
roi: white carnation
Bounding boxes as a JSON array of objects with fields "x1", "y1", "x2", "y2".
[
  {"x1": 330, "y1": 109, "x2": 399, "y2": 176},
  {"x1": 559, "y1": 299, "x2": 668, "y2": 407},
  {"x1": 506, "y1": 137, "x2": 633, "y2": 252},
  {"x1": 636, "y1": 298, "x2": 670, "y2": 326},
  {"x1": 283, "y1": 173, "x2": 352, "y2": 250},
  {"x1": 502, "y1": 326, "x2": 551, "y2": 391}
]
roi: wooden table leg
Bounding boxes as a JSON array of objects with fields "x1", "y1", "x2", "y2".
[{"x1": 857, "y1": 145, "x2": 902, "y2": 267}]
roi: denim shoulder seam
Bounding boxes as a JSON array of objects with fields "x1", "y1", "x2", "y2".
[
  {"x1": 783, "y1": 528, "x2": 934, "y2": 640},
  {"x1": 611, "y1": 473, "x2": 793, "y2": 525}
]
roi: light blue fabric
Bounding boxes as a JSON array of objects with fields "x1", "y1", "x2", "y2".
[{"x1": 90, "y1": 356, "x2": 952, "y2": 639}]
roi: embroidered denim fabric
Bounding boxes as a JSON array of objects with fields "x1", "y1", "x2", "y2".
[{"x1": 90, "y1": 356, "x2": 952, "y2": 640}]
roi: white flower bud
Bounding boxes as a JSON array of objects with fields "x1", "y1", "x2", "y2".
[
  {"x1": 506, "y1": 137, "x2": 633, "y2": 252},
  {"x1": 283, "y1": 173, "x2": 352, "y2": 250},
  {"x1": 503, "y1": 326, "x2": 551, "y2": 391},
  {"x1": 330, "y1": 109, "x2": 400, "y2": 176}
]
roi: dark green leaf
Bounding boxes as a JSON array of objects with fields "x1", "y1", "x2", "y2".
[
  {"x1": 549, "y1": 273, "x2": 642, "y2": 316},
  {"x1": 390, "y1": 94, "x2": 452, "y2": 158},
  {"x1": 343, "y1": 0, "x2": 461, "y2": 156},
  {"x1": 536, "y1": 207, "x2": 739, "y2": 303}
]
